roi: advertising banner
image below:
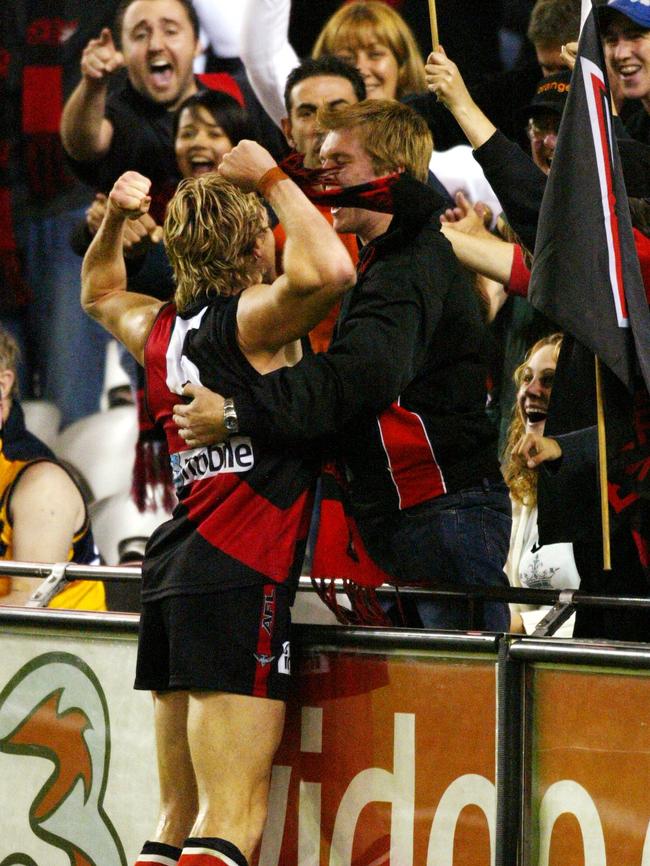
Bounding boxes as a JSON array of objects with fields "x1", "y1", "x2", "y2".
[
  {"x1": 0, "y1": 624, "x2": 158, "y2": 866},
  {"x1": 0, "y1": 622, "x2": 498, "y2": 866},
  {"x1": 527, "y1": 664, "x2": 650, "y2": 866},
  {"x1": 255, "y1": 647, "x2": 497, "y2": 866}
]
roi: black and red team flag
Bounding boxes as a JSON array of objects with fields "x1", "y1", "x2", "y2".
[
  {"x1": 529, "y1": 2, "x2": 650, "y2": 567},
  {"x1": 529, "y1": 3, "x2": 650, "y2": 395}
]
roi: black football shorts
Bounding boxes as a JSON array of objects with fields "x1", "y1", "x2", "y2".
[{"x1": 134, "y1": 583, "x2": 292, "y2": 700}]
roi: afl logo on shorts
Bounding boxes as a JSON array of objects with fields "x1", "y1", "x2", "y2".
[{"x1": 171, "y1": 437, "x2": 255, "y2": 490}]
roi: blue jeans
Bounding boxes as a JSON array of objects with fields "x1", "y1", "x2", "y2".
[
  {"x1": 18, "y1": 206, "x2": 110, "y2": 427},
  {"x1": 360, "y1": 480, "x2": 512, "y2": 631}
]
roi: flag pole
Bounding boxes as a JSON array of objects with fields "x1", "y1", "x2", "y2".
[
  {"x1": 594, "y1": 355, "x2": 612, "y2": 570},
  {"x1": 428, "y1": 0, "x2": 439, "y2": 51}
]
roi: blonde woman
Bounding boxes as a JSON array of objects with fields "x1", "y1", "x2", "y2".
[
  {"x1": 502, "y1": 333, "x2": 580, "y2": 635},
  {"x1": 312, "y1": 1, "x2": 426, "y2": 100}
]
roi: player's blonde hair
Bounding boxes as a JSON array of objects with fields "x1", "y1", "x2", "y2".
[{"x1": 164, "y1": 174, "x2": 267, "y2": 312}]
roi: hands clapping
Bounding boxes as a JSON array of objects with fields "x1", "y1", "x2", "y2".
[{"x1": 440, "y1": 191, "x2": 493, "y2": 236}]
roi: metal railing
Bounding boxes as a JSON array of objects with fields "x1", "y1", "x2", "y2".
[{"x1": 2, "y1": 558, "x2": 650, "y2": 639}]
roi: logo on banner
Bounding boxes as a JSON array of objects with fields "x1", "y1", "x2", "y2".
[{"x1": 0, "y1": 652, "x2": 126, "y2": 866}]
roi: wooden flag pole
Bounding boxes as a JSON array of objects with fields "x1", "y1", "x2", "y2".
[
  {"x1": 428, "y1": 0, "x2": 439, "y2": 51},
  {"x1": 594, "y1": 355, "x2": 612, "y2": 570}
]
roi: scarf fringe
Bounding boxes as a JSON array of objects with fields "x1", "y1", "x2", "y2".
[
  {"x1": 131, "y1": 437, "x2": 176, "y2": 513},
  {"x1": 311, "y1": 576, "x2": 392, "y2": 626}
]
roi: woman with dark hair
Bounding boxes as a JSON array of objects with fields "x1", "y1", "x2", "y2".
[{"x1": 173, "y1": 90, "x2": 254, "y2": 176}]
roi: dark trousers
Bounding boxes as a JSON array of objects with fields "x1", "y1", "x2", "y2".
[{"x1": 360, "y1": 480, "x2": 512, "y2": 631}]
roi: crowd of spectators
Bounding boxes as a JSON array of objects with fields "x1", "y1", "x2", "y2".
[{"x1": 1, "y1": 0, "x2": 650, "y2": 639}]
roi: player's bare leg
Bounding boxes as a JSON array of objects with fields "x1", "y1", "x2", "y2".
[{"x1": 183, "y1": 691, "x2": 285, "y2": 863}]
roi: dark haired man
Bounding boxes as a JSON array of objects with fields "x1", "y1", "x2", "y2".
[
  {"x1": 275, "y1": 55, "x2": 366, "y2": 350},
  {"x1": 281, "y1": 55, "x2": 366, "y2": 169},
  {"x1": 61, "y1": 0, "x2": 201, "y2": 217},
  {"x1": 527, "y1": 0, "x2": 582, "y2": 76}
]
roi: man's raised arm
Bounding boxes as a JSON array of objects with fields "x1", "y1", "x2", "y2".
[
  {"x1": 60, "y1": 28, "x2": 123, "y2": 162},
  {"x1": 81, "y1": 171, "x2": 163, "y2": 365},
  {"x1": 219, "y1": 141, "x2": 357, "y2": 356}
]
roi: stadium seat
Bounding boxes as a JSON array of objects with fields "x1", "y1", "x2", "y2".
[
  {"x1": 53, "y1": 405, "x2": 138, "y2": 503},
  {"x1": 21, "y1": 400, "x2": 61, "y2": 450},
  {"x1": 90, "y1": 489, "x2": 172, "y2": 566}
]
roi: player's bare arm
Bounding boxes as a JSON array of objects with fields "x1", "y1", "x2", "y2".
[
  {"x1": 220, "y1": 140, "x2": 356, "y2": 360},
  {"x1": 81, "y1": 171, "x2": 164, "y2": 365}
]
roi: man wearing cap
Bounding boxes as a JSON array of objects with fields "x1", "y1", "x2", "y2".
[
  {"x1": 600, "y1": 0, "x2": 650, "y2": 143},
  {"x1": 525, "y1": 71, "x2": 571, "y2": 174}
]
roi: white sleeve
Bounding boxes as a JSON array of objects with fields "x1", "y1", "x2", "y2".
[
  {"x1": 193, "y1": 0, "x2": 246, "y2": 59},
  {"x1": 429, "y1": 145, "x2": 503, "y2": 229},
  {"x1": 240, "y1": 0, "x2": 300, "y2": 126}
]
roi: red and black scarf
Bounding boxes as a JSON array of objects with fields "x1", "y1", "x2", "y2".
[
  {"x1": 0, "y1": 14, "x2": 30, "y2": 313},
  {"x1": 311, "y1": 461, "x2": 394, "y2": 626},
  {"x1": 277, "y1": 152, "x2": 445, "y2": 223}
]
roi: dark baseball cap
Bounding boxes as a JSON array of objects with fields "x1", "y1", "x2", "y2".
[
  {"x1": 599, "y1": 0, "x2": 650, "y2": 29},
  {"x1": 525, "y1": 70, "x2": 572, "y2": 119}
]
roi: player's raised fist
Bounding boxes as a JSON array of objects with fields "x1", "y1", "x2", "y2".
[
  {"x1": 109, "y1": 171, "x2": 152, "y2": 219},
  {"x1": 219, "y1": 140, "x2": 278, "y2": 192}
]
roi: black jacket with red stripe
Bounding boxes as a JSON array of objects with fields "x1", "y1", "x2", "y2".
[
  {"x1": 235, "y1": 203, "x2": 501, "y2": 521},
  {"x1": 142, "y1": 300, "x2": 316, "y2": 602}
]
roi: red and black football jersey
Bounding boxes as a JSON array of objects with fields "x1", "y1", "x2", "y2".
[{"x1": 141, "y1": 299, "x2": 316, "y2": 602}]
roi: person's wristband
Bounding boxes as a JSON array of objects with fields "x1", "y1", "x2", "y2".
[
  {"x1": 257, "y1": 166, "x2": 288, "y2": 198},
  {"x1": 223, "y1": 397, "x2": 239, "y2": 435}
]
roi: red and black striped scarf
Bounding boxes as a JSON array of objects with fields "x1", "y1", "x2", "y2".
[
  {"x1": 0, "y1": 15, "x2": 30, "y2": 312},
  {"x1": 0, "y1": 1, "x2": 81, "y2": 312},
  {"x1": 311, "y1": 460, "x2": 394, "y2": 626},
  {"x1": 22, "y1": 0, "x2": 75, "y2": 202},
  {"x1": 278, "y1": 152, "x2": 445, "y2": 223}
]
